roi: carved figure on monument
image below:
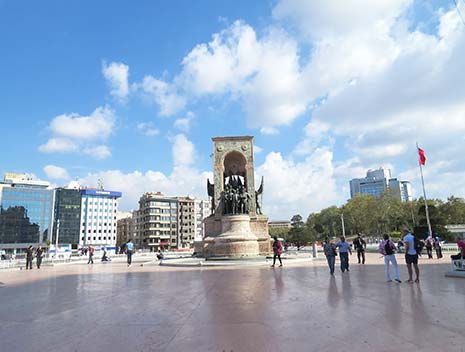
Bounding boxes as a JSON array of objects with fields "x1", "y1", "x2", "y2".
[
  {"x1": 207, "y1": 178, "x2": 215, "y2": 214},
  {"x1": 255, "y1": 176, "x2": 264, "y2": 215}
]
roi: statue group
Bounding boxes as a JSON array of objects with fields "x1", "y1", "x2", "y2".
[{"x1": 218, "y1": 176, "x2": 263, "y2": 215}]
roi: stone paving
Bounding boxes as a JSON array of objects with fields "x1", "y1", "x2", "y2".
[{"x1": 0, "y1": 253, "x2": 464, "y2": 352}]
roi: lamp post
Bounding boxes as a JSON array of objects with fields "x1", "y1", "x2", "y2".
[{"x1": 55, "y1": 219, "x2": 60, "y2": 260}]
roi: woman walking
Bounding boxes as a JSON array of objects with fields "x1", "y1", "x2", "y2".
[
  {"x1": 271, "y1": 236, "x2": 283, "y2": 267},
  {"x1": 379, "y1": 234, "x2": 401, "y2": 283}
]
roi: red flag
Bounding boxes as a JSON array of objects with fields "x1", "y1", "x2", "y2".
[{"x1": 418, "y1": 147, "x2": 426, "y2": 165}]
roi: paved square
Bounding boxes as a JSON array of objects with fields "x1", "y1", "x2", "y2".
[{"x1": 0, "y1": 254, "x2": 464, "y2": 352}]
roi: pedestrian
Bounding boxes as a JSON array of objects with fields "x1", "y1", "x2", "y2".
[
  {"x1": 35, "y1": 245, "x2": 44, "y2": 269},
  {"x1": 126, "y1": 239, "x2": 134, "y2": 267},
  {"x1": 450, "y1": 236, "x2": 465, "y2": 260},
  {"x1": 397, "y1": 240, "x2": 404, "y2": 253},
  {"x1": 323, "y1": 237, "x2": 337, "y2": 275},
  {"x1": 433, "y1": 233, "x2": 443, "y2": 259},
  {"x1": 25, "y1": 245, "x2": 34, "y2": 270},
  {"x1": 402, "y1": 228, "x2": 419, "y2": 283},
  {"x1": 379, "y1": 234, "x2": 401, "y2": 283},
  {"x1": 271, "y1": 236, "x2": 283, "y2": 268},
  {"x1": 87, "y1": 245, "x2": 94, "y2": 264},
  {"x1": 425, "y1": 237, "x2": 433, "y2": 259},
  {"x1": 353, "y1": 233, "x2": 366, "y2": 264},
  {"x1": 336, "y1": 236, "x2": 352, "y2": 272}
]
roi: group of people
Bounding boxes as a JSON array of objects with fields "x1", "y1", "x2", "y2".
[
  {"x1": 86, "y1": 239, "x2": 134, "y2": 267},
  {"x1": 24, "y1": 245, "x2": 44, "y2": 270},
  {"x1": 323, "y1": 229, "x2": 465, "y2": 283}
]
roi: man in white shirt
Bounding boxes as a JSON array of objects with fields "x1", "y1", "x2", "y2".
[{"x1": 402, "y1": 228, "x2": 419, "y2": 283}]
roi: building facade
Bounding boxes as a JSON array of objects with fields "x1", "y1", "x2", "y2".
[
  {"x1": 79, "y1": 189, "x2": 122, "y2": 249},
  {"x1": 135, "y1": 192, "x2": 210, "y2": 251},
  {"x1": 0, "y1": 173, "x2": 54, "y2": 252},
  {"x1": 350, "y1": 168, "x2": 412, "y2": 201},
  {"x1": 194, "y1": 199, "x2": 211, "y2": 241},
  {"x1": 53, "y1": 187, "x2": 81, "y2": 246}
]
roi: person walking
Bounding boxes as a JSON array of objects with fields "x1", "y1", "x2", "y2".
[
  {"x1": 126, "y1": 239, "x2": 134, "y2": 267},
  {"x1": 323, "y1": 238, "x2": 337, "y2": 275},
  {"x1": 271, "y1": 236, "x2": 283, "y2": 268},
  {"x1": 353, "y1": 233, "x2": 367, "y2": 264},
  {"x1": 402, "y1": 228, "x2": 419, "y2": 283},
  {"x1": 87, "y1": 245, "x2": 94, "y2": 264},
  {"x1": 336, "y1": 236, "x2": 352, "y2": 272},
  {"x1": 433, "y1": 233, "x2": 443, "y2": 259},
  {"x1": 379, "y1": 234, "x2": 401, "y2": 283},
  {"x1": 25, "y1": 245, "x2": 34, "y2": 270},
  {"x1": 35, "y1": 245, "x2": 44, "y2": 269},
  {"x1": 425, "y1": 237, "x2": 433, "y2": 259}
]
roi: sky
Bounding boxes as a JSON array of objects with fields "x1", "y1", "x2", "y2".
[{"x1": 1, "y1": 0, "x2": 465, "y2": 220}]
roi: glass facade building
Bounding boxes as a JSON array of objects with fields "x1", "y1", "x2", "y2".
[
  {"x1": 53, "y1": 188, "x2": 81, "y2": 245},
  {"x1": 0, "y1": 186, "x2": 54, "y2": 244}
]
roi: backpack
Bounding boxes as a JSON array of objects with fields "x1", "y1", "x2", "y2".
[
  {"x1": 414, "y1": 237, "x2": 423, "y2": 255},
  {"x1": 384, "y1": 240, "x2": 394, "y2": 255}
]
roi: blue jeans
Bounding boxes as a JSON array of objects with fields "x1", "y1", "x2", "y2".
[
  {"x1": 127, "y1": 250, "x2": 132, "y2": 265},
  {"x1": 326, "y1": 255, "x2": 335, "y2": 274},
  {"x1": 340, "y1": 252, "x2": 349, "y2": 272}
]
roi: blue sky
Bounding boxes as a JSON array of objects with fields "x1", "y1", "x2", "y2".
[{"x1": 1, "y1": 0, "x2": 465, "y2": 220}]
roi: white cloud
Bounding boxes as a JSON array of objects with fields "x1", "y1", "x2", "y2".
[
  {"x1": 254, "y1": 145, "x2": 263, "y2": 154},
  {"x1": 38, "y1": 138, "x2": 79, "y2": 153},
  {"x1": 140, "y1": 76, "x2": 186, "y2": 116},
  {"x1": 102, "y1": 61, "x2": 129, "y2": 101},
  {"x1": 173, "y1": 111, "x2": 195, "y2": 132},
  {"x1": 256, "y1": 147, "x2": 340, "y2": 219},
  {"x1": 273, "y1": 0, "x2": 411, "y2": 40},
  {"x1": 39, "y1": 106, "x2": 115, "y2": 158},
  {"x1": 137, "y1": 122, "x2": 160, "y2": 136},
  {"x1": 43, "y1": 165, "x2": 70, "y2": 180},
  {"x1": 260, "y1": 127, "x2": 279, "y2": 135},
  {"x1": 49, "y1": 106, "x2": 115, "y2": 140},
  {"x1": 171, "y1": 134, "x2": 195, "y2": 166},
  {"x1": 83, "y1": 145, "x2": 111, "y2": 159}
]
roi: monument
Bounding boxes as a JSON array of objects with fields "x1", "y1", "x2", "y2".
[{"x1": 203, "y1": 136, "x2": 271, "y2": 258}]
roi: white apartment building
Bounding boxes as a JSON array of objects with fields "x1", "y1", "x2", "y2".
[
  {"x1": 194, "y1": 199, "x2": 211, "y2": 241},
  {"x1": 79, "y1": 189, "x2": 122, "y2": 250}
]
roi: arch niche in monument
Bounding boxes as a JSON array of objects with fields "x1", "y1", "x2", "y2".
[{"x1": 222, "y1": 151, "x2": 248, "y2": 189}]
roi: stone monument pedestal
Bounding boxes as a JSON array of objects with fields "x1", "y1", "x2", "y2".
[{"x1": 204, "y1": 214, "x2": 260, "y2": 258}]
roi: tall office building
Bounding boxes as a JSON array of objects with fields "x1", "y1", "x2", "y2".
[
  {"x1": 79, "y1": 189, "x2": 122, "y2": 249},
  {"x1": 350, "y1": 168, "x2": 412, "y2": 201},
  {"x1": 0, "y1": 173, "x2": 54, "y2": 252},
  {"x1": 52, "y1": 184, "x2": 81, "y2": 246}
]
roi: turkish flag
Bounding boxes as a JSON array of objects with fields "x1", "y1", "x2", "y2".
[{"x1": 418, "y1": 147, "x2": 426, "y2": 165}]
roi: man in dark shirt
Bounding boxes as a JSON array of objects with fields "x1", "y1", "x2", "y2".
[
  {"x1": 25, "y1": 245, "x2": 34, "y2": 270},
  {"x1": 35, "y1": 245, "x2": 44, "y2": 269},
  {"x1": 353, "y1": 234, "x2": 367, "y2": 264}
]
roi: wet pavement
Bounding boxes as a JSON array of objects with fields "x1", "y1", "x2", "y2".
[{"x1": 0, "y1": 253, "x2": 464, "y2": 352}]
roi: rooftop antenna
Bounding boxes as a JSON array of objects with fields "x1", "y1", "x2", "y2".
[{"x1": 98, "y1": 178, "x2": 104, "y2": 190}]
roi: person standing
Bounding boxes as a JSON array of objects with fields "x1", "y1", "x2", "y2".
[
  {"x1": 433, "y1": 233, "x2": 443, "y2": 259},
  {"x1": 379, "y1": 234, "x2": 401, "y2": 283},
  {"x1": 35, "y1": 245, "x2": 44, "y2": 269},
  {"x1": 323, "y1": 238, "x2": 337, "y2": 275},
  {"x1": 402, "y1": 228, "x2": 419, "y2": 283},
  {"x1": 271, "y1": 236, "x2": 283, "y2": 268},
  {"x1": 353, "y1": 233, "x2": 366, "y2": 264},
  {"x1": 425, "y1": 237, "x2": 433, "y2": 259},
  {"x1": 336, "y1": 236, "x2": 352, "y2": 272},
  {"x1": 87, "y1": 245, "x2": 94, "y2": 264},
  {"x1": 126, "y1": 239, "x2": 134, "y2": 267},
  {"x1": 451, "y1": 236, "x2": 465, "y2": 260},
  {"x1": 25, "y1": 245, "x2": 34, "y2": 270}
]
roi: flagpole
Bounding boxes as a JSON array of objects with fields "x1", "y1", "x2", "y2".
[{"x1": 417, "y1": 142, "x2": 433, "y2": 239}]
